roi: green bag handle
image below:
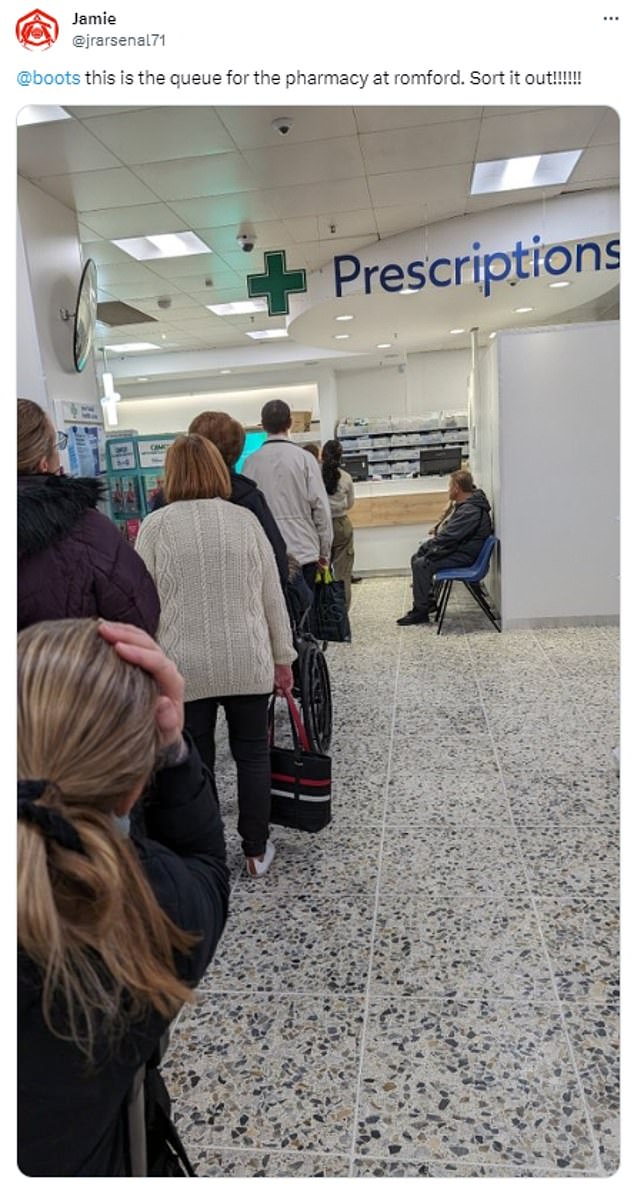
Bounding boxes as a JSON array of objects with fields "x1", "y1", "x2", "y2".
[{"x1": 315, "y1": 565, "x2": 333, "y2": 585}]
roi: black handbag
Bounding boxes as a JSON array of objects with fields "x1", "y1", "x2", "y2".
[
  {"x1": 309, "y1": 566, "x2": 352, "y2": 643},
  {"x1": 269, "y1": 692, "x2": 332, "y2": 832}
]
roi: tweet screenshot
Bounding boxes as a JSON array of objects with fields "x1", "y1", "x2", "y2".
[{"x1": 10, "y1": 0, "x2": 628, "y2": 1183}]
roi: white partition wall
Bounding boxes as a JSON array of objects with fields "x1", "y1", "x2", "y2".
[{"x1": 491, "y1": 322, "x2": 619, "y2": 626}]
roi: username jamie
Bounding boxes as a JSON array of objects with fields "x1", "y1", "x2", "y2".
[{"x1": 72, "y1": 11, "x2": 117, "y2": 23}]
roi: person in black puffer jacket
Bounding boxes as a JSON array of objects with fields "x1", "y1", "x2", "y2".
[
  {"x1": 397, "y1": 469, "x2": 493, "y2": 626},
  {"x1": 18, "y1": 399, "x2": 160, "y2": 633}
]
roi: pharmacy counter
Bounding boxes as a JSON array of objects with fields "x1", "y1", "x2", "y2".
[{"x1": 347, "y1": 476, "x2": 450, "y2": 575}]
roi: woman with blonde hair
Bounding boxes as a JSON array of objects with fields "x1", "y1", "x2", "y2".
[
  {"x1": 18, "y1": 618, "x2": 229, "y2": 1176},
  {"x1": 135, "y1": 434, "x2": 295, "y2": 878},
  {"x1": 17, "y1": 398, "x2": 159, "y2": 633}
]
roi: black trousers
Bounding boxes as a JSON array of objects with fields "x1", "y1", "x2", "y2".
[
  {"x1": 184, "y1": 693, "x2": 271, "y2": 857},
  {"x1": 411, "y1": 547, "x2": 465, "y2": 612},
  {"x1": 301, "y1": 561, "x2": 318, "y2": 597}
]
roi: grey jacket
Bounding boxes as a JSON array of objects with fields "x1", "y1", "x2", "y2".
[{"x1": 243, "y1": 436, "x2": 333, "y2": 565}]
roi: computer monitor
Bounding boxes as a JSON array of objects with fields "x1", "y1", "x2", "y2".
[
  {"x1": 419, "y1": 447, "x2": 462, "y2": 477},
  {"x1": 235, "y1": 430, "x2": 267, "y2": 473},
  {"x1": 340, "y1": 453, "x2": 369, "y2": 481}
]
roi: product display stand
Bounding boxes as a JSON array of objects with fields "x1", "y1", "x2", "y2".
[{"x1": 105, "y1": 434, "x2": 175, "y2": 543}]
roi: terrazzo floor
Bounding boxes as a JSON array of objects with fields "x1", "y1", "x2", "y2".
[{"x1": 163, "y1": 576, "x2": 620, "y2": 1178}]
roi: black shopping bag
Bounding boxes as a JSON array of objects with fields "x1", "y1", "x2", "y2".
[
  {"x1": 309, "y1": 566, "x2": 351, "y2": 643},
  {"x1": 269, "y1": 692, "x2": 332, "y2": 832}
]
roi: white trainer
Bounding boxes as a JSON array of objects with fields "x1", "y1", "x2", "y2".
[{"x1": 246, "y1": 839, "x2": 276, "y2": 878}]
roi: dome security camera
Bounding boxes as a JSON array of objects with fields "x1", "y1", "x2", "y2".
[
  {"x1": 272, "y1": 116, "x2": 294, "y2": 136},
  {"x1": 237, "y1": 233, "x2": 256, "y2": 253}
]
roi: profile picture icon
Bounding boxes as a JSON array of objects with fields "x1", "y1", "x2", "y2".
[{"x1": 16, "y1": 8, "x2": 59, "y2": 50}]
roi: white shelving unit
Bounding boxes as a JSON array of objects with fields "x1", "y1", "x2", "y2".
[{"x1": 336, "y1": 413, "x2": 469, "y2": 478}]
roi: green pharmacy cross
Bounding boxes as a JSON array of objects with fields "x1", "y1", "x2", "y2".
[{"x1": 247, "y1": 250, "x2": 307, "y2": 316}]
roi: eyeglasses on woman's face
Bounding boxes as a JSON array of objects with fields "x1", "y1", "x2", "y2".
[{"x1": 54, "y1": 431, "x2": 69, "y2": 451}]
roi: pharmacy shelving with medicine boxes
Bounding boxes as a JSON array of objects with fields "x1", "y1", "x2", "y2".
[{"x1": 336, "y1": 411, "x2": 469, "y2": 478}]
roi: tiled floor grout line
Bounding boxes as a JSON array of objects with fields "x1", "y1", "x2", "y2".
[
  {"x1": 530, "y1": 627, "x2": 620, "y2": 739},
  {"x1": 346, "y1": 576, "x2": 409, "y2": 1178},
  {"x1": 461, "y1": 627, "x2": 606, "y2": 1175}
]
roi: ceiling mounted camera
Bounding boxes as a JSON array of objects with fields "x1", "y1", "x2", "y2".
[
  {"x1": 272, "y1": 116, "x2": 294, "y2": 136},
  {"x1": 157, "y1": 296, "x2": 172, "y2": 309},
  {"x1": 237, "y1": 233, "x2": 256, "y2": 253}
]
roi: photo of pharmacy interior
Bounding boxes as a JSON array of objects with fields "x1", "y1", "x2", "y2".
[{"x1": 18, "y1": 105, "x2": 619, "y2": 1177}]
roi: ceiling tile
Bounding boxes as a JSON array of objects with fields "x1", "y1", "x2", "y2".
[
  {"x1": 64, "y1": 106, "x2": 147, "y2": 118},
  {"x1": 361, "y1": 120, "x2": 480, "y2": 174},
  {"x1": 168, "y1": 192, "x2": 280, "y2": 228},
  {"x1": 284, "y1": 216, "x2": 320, "y2": 243},
  {"x1": 216, "y1": 106, "x2": 358, "y2": 150},
  {"x1": 191, "y1": 221, "x2": 289, "y2": 254},
  {"x1": 78, "y1": 203, "x2": 189, "y2": 238},
  {"x1": 354, "y1": 107, "x2": 484, "y2": 133},
  {"x1": 100, "y1": 278, "x2": 185, "y2": 300},
  {"x1": 567, "y1": 144, "x2": 619, "y2": 184},
  {"x1": 133, "y1": 154, "x2": 260, "y2": 201},
  {"x1": 317, "y1": 211, "x2": 377, "y2": 238},
  {"x1": 368, "y1": 163, "x2": 472, "y2": 209},
  {"x1": 30, "y1": 167, "x2": 159, "y2": 212},
  {"x1": 589, "y1": 108, "x2": 619, "y2": 146},
  {"x1": 303, "y1": 236, "x2": 379, "y2": 269},
  {"x1": 263, "y1": 177, "x2": 372, "y2": 219},
  {"x1": 243, "y1": 137, "x2": 365, "y2": 188},
  {"x1": 81, "y1": 240, "x2": 130, "y2": 264},
  {"x1": 18, "y1": 120, "x2": 120, "y2": 177},
  {"x1": 143, "y1": 254, "x2": 223, "y2": 280},
  {"x1": 82, "y1": 107, "x2": 235, "y2": 164},
  {"x1": 476, "y1": 107, "x2": 607, "y2": 160},
  {"x1": 374, "y1": 204, "x2": 436, "y2": 237},
  {"x1": 95, "y1": 261, "x2": 158, "y2": 285}
]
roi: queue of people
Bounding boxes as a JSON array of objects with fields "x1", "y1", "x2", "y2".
[{"x1": 16, "y1": 393, "x2": 492, "y2": 1176}]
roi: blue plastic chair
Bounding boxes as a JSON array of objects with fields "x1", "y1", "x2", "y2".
[{"x1": 433, "y1": 535, "x2": 500, "y2": 635}]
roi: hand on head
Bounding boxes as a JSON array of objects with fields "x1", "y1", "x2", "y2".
[{"x1": 98, "y1": 622, "x2": 184, "y2": 748}]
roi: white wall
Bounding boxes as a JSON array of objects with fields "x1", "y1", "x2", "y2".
[
  {"x1": 471, "y1": 341, "x2": 502, "y2": 609},
  {"x1": 18, "y1": 178, "x2": 99, "y2": 417},
  {"x1": 405, "y1": 349, "x2": 471, "y2": 415},
  {"x1": 17, "y1": 219, "x2": 47, "y2": 409},
  {"x1": 116, "y1": 383, "x2": 318, "y2": 435},
  {"x1": 496, "y1": 322, "x2": 619, "y2": 625},
  {"x1": 337, "y1": 350, "x2": 470, "y2": 422}
]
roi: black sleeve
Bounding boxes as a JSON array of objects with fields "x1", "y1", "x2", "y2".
[
  {"x1": 252, "y1": 490, "x2": 289, "y2": 586},
  {"x1": 134, "y1": 736, "x2": 230, "y2": 985}
]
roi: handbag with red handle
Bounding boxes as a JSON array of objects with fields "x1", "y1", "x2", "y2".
[{"x1": 268, "y1": 690, "x2": 332, "y2": 832}]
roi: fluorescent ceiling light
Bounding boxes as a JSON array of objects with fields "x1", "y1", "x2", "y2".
[
  {"x1": 489, "y1": 332, "x2": 497, "y2": 340},
  {"x1": 112, "y1": 232, "x2": 211, "y2": 261},
  {"x1": 334, "y1": 334, "x2": 350, "y2": 340},
  {"x1": 219, "y1": 369, "x2": 232, "y2": 374},
  {"x1": 513, "y1": 307, "x2": 534, "y2": 314},
  {"x1": 207, "y1": 299, "x2": 267, "y2": 316},
  {"x1": 108, "y1": 342, "x2": 161, "y2": 352},
  {"x1": 549, "y1": 280, "x2": 571, "y2": 288},
  {"x1": 471, "y1": 149, "x2": 582, "y2": 195},
  {"x1": 245, "y1": 329, "x2": 289, "y2": 340},
  {"x1": 376, "y1": 342, "x2": 391, "y2": 349},
  {"x1": 335, "y1": 314, "x2": 354, "y2": 321},
  {"x1": 17, "y1": 106, "x2": 72, "y2": 126},
  {"x1": 449, "y1": 328, "x2": 466, "y2": 335}
]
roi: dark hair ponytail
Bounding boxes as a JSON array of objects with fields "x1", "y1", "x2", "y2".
[{"x1": 321, "y1": 439, "x2": 342, "y2": 496}]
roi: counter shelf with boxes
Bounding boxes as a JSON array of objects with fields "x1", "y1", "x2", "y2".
[{"x1": 337, "y1": 413, "x2": 469, "y2": 478}]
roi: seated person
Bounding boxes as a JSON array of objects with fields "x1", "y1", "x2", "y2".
[{"x1": 397, "y1": 469, "x2": 492, "y2": 626}]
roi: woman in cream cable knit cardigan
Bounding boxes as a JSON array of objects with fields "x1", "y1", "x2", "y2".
[{"x1": 136, "y1": 434, "x2": 295, "y2": 877}]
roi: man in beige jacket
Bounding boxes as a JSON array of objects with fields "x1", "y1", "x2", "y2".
[{"x1": 243, "y1": 400, "x2": 333, "y2": 592}]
